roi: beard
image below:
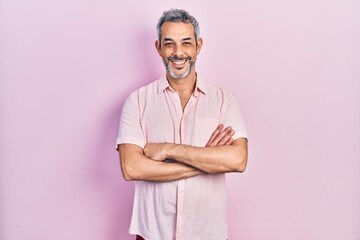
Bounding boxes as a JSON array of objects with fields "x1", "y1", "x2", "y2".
[{"x1": 164, "y1": 56, "x2": 194, "y2": 79}]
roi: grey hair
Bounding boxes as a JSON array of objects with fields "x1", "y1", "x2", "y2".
[{"x1": 156, "y1": 9, "x2": 200, "y2": 44}]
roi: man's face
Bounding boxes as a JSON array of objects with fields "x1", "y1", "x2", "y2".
[{"x1": 156, "y1": 22, "x2": 202, "y2": 79}]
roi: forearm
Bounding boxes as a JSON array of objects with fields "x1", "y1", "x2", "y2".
[
  {"x1": 126, "y1": 158, "x2": 204, "y2": 182},
  {"x1": 119, "y1": 144, "x2": 204, "y2": 182},
  {"x1": 155, "y1": 138, "x2": 248, "y2": 174}
]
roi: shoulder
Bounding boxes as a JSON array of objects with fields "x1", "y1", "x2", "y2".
[
  {"x1": 201, "y1": 78, "x2": 235, "y2": 101},
  {"x1": 126, "y1": 77, "x2": 164, "y2": 100}
]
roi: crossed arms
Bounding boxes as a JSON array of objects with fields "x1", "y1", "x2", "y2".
[{"x1": 118, "y1": 124, "x2": 248, "y2": 182}]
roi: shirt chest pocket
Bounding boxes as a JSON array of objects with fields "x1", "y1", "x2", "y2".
[{"x1": 195, "y1": 118, "x2": 219, "y2": 147}]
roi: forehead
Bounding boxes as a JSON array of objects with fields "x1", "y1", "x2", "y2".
[{"x1": 161, "y1": 22, "x2": 195, "y2": 40}]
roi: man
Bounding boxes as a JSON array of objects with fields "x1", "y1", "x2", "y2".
[{"x1": 116, "y1": 9, "x2": 248, "y2": 240}]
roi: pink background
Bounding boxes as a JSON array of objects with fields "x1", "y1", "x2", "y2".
[{"x1": 1, "y1": 0, "x2": 359, "y2": 239}]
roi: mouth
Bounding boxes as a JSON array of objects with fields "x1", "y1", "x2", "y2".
[{"x1": 168, "y1": 57, "x2": 190, "y2": 69}]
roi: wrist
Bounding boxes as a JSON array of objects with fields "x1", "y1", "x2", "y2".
[{"x1": 165, "y1": 143, "x2": 177, "y2": 160}]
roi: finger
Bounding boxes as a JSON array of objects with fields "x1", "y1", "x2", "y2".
[
  {"x1": 206, "y1": 124, "x2": 224, "y2": 147},
  {"x1": 218, "y1": 130, "x2": 235, "y2": 145},
  {"x1": 225, "y1": 138, "x2": 234, "y2": 145},
  {"x1": 210, "y1": 126, "x2": 232, "y2": 146},
  {"x1": 209, "y1": 127, "x2": 231, "y2": 146}
]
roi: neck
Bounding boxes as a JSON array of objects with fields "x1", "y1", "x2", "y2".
[{"x1": 167, "y1": 71, "x2": 197, "y2": 111}]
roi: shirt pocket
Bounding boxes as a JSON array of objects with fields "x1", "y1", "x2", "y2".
[{"x1": 195, "y1": 118, "x2": 219, "y2": 147}]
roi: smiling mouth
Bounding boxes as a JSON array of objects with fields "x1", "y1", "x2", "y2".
[
  {"x1": 169, "y1": 58, "x2": 189, "y2": 69},
  {"x1": 172, "y1": 59, "x2": 187, "y2": 65}
]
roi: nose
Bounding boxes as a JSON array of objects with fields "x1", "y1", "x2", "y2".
[{"x1": 173, "y1": 44, "x2": 184, "y2": 57}]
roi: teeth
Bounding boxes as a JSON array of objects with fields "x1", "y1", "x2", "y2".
[{"x1": 173, "y1": 60, "x2": 186, "y2": 64}]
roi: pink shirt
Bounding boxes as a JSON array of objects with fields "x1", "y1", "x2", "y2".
[{"x1": 117, "y1": 76, "x2": 247, "y2": 240}]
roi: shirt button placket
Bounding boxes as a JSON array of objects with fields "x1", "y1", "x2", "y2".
[
  {"x1": 176, "y1": 109, "x2": 187, "y2": 240},
  {"x1": 176, "y1": 179, "x2": 185, "y2": 240}
]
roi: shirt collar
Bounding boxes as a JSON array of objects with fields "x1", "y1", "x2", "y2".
[
  {"x1": 194, "y1": 77, "x2": 206, "y2": 96},
  {"x1": 157, "y1": 75, "x2": 207, "y2": 96},
  {"x1": 158, "y1": 76, "x2": 171, "y2": 93}
]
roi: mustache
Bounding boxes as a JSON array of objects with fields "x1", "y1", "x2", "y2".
[{"x1": 167, "y1": 56, "x2": 192, "y2": 61}]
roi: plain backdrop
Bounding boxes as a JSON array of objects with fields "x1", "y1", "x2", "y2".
[{"x1": 1, "y1": 0, "x2": 359, "y2": 239}]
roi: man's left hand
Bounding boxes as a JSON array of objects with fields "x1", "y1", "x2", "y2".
[{"x1": 206, "y1": 124, "x2": 235, "y2": 147}]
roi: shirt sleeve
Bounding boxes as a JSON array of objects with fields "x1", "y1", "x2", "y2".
[
  {"x1": 116, "y1": 91, "x2": 146, "y2": 149},
  {"x1": 221, "y1": 93, "x2": 248, "y2": 141}
]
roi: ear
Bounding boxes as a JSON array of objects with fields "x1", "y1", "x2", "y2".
[
  {"x1": 196, "y1": 38, "x2": 203, "y2": 55},
  {"x1": 155, "y1": 40, "x2": 161, "y2": 56}
]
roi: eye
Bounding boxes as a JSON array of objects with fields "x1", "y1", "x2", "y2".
[
  {"x1": 183, "y1": 42, "x2": 191, "y2": 46},
  {"x1": 164, "y1": 42, "x2": 174, "y2": 47}
]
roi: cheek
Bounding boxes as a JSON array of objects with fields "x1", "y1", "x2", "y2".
[
  {"x1": 161, "y1": 50, "x2": 173, "y2": 58},
  {"x1": 159, "y1": 51, "x2": 169, "y2": 60},
  {"x1": 189, "y1": 48, "x2": 198, "y2": 57},
  {"x1": 190, "y1": 53, "x2": 197, "y2": 62}
]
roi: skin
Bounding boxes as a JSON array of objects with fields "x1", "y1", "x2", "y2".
[{"x1": 118, "y1": 21, "x2": 248, "y2": 182}]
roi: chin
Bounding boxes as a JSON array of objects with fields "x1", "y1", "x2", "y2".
[{"x1": 167, "y1": 64, "x2": 192, "y2": 79}]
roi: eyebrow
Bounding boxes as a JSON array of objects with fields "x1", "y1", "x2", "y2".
[
  {"x1": 163, "y1": 37, "x2": 193, "y2": 42},
  {"x1": 182, "y1": 37, "x2": 192, "y2": 41}
]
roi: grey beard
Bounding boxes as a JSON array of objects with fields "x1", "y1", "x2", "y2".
[{"x1": 166, "y1": 62, "x2": 193, "y2": 79}]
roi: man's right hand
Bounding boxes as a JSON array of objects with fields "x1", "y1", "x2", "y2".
[{"x1": 206, "y1": 124, "x2": 235, "y2": 147}]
